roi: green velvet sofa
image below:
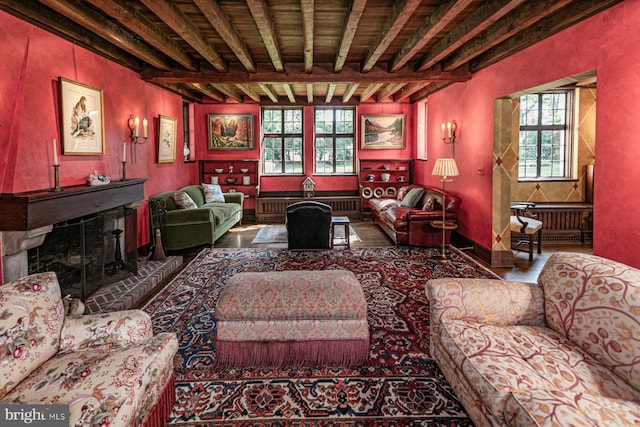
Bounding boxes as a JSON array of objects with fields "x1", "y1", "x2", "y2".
[{"x1": 149, "y1": 184, "x2": 243, "y2": 250}]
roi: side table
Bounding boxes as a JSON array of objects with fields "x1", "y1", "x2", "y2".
[
  {"x1": 431, "y1": 220, "x2": 458, "y2": 261},
  {"x1": 331, "y1": 216, "x2": 351, "y2": 249}
]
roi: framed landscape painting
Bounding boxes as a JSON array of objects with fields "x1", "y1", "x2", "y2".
[
  {"x1": 361, "y1": 114, "x2": 406, "y2": 149},
  {"x1": 58, "y1": 77, "x2": 104, "y2": 155},
  {"x1": 157, "y1": 115, "x2": 177, "y2": 163},
  {"x1": 207, "y1": 114, "x2": 254, "y2": 150}
]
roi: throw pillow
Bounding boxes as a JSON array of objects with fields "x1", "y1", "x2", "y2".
[
  {"x1": 423, "y1": 197, "x2": 435, "y2": 211},
  {"x1": 397, "y1": 186, "x2": 410, "y2": 201},
  {"x1": 173, "y1": 191, "x2": 198, "y2": 209},
  {"x1": 400, "y1": 187, "x2": 424, "y2": 208},
  {"x1": 201, "y1": 183, "x2": 225, "y2": 203}
]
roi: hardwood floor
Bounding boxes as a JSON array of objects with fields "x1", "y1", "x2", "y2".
[{"x1": 190, "y1": 220, "x2": 593, "y2": 282}]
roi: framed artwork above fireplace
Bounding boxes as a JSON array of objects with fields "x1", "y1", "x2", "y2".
[{"x1": 58, "y1": 77, "x2": 105, "y2": 155}]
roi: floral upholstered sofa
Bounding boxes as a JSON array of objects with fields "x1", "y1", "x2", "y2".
[
  {"x1": 427, "y1": 252, "x2": 640, "y2": 427},
  {"x1": 0, "y1": 272, "x2": 178, "y2": 426}
]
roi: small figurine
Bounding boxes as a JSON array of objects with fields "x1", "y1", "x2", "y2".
[
  {"x1": 88, "y1": 171, "x2": 111, "y2": 186},
  {"x1": 228, "y1": 165, "x2": 234, "y2": 173}
]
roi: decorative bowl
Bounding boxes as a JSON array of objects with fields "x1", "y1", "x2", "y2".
[
  {"x1": 226, "y1": 177, "x2": 237, "y2": 184},
  {"x1": 214, "y1": 168, "x2": 224, "y2": 173},
  {"x1": 240, "y1": 168, "x2": 249, "y2": 173}
]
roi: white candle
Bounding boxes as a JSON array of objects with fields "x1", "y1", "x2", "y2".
[
  {"x1": 123, "y1": 142, "x2": 126, "y2": 162},
  {"x1": 447, "y1": 122, "x2": 452, "y2": 139},
  {"x1": 53, "y1": 139, "x2": 59, "y2": 166},
  {"x1": 441, "y1": 123, "x2": 446, "y2": 139},
  {"x1": 143, "y1": 118, "x2": 148, "y2": 138},
  {"x1": 134, "y1": 117, "x2": 140, "y2": 137}
]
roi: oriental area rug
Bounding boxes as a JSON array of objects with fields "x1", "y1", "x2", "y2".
[
  {"x1": 143, "y1": 247, "x2": 499, "y2": 426},
  {"x1": 251, "y1": 224, "x2": 361, "y2": 244}
]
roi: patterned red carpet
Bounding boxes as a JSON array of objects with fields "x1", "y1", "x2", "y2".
[{"x1": 143, "y1": 247, "x2": 498, "y2": 426}]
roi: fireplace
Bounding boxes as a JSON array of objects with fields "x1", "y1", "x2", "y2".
[
  {"x1": 0, "y1": 179, "x2": 146, "y2": 300},
  {"x1": 27, "y1": 206, "x2": 138, "y2": 301}
]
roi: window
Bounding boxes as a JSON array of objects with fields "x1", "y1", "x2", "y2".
[
  {"x1": 518, "y1": 91, "x2": 574, "y2": 179},
  {"x1": 262, "y1": 108, "x2": 303, "y2": 174},
  {"x1": 314, "y1": 108, "x2": 355, "y2": 174}
]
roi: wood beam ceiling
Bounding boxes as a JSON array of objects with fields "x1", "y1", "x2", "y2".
[{"x1": 1, "y1": 0, "x2": 620, "y2": 104}]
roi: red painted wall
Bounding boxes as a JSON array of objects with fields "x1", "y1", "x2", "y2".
[
  {"x1": 194, "y1": 103, "x2": 415, "y2": 193},
  {"x1": 424, "y1": 1, "x2": 640, "y2": 267},
  {"x1": 0, "y1": 11, "x2": 194, "y2": 254}
]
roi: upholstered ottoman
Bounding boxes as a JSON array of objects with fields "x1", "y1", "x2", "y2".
[{"x1": 215, "y1": 270, "x2": 369, "y2": 368}]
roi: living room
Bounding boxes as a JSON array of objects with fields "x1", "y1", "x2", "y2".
[{"x1": 1, "y1": 1, "x2": 639, "y2": 426}]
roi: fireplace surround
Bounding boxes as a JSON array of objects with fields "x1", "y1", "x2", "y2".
[{"x1": 0, "y1": 179, "x2": 146, "y2": 300}]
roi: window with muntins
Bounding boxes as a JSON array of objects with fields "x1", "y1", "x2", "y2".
[
  {"x1": 262, "y1": 108, "x2": 303, "y2": 174},
  {"x1": 314, "y1": 108, "x2": 355, "y2": 174},
  {"x1": 518, "y1": 91, "x2": 574, "y2": 180}
]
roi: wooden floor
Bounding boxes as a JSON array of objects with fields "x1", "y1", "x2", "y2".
[{"x1": 203, "y1": 220, "x2": 594, "y2": 282}]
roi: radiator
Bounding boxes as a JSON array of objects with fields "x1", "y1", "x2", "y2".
[{"x1": 257, "y1": 197, "x2": 362, "y2": 223}]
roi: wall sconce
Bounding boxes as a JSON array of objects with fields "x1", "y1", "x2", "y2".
[
  {"x1": 441, "y1": 121, "x2": 457, "y2": 144},
  {"x1": 128, "y1": 115, "x2": 148, "y2": 144}
]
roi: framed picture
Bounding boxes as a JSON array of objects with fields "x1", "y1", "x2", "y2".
[
  {"x1": 58, "y1": 77, "x2": 104, "y2": 155},
  {"x1": 207, "y1": 114, "x2": 254, "y2": 150},
  {"x1": 157, "y1": 115, "x2": 177, "y2": 163},
  {"x1": 361, "y1": 114, "x2": 406, "y2": 149}
]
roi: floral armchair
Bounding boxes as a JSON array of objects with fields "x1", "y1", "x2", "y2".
[
  {"x1": 0, "y1": 272, "x2": 178, "y2": 427},
  {"x1": 427, "y1": 252, "x2": 640, "y2": 427}
]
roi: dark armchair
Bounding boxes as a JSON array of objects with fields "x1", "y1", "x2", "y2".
[{"x1": 286, "y1": 201, "x2": 332, "y2": 250}]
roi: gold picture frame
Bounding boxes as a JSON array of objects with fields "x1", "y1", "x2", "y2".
[
  {"x1": 207, "y1": 113, "x2": 254, "y2": 150},
  {"x1": 361, "y1": 114, "x2": 406, "y2": 150},
  {"x1": 157, "y1": 115, "x2": 177, "y2": 163},
  {"x1": 58, "y1": 77, "x2": 105, "y2": 155}
]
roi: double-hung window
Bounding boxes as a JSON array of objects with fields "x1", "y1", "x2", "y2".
[
  {"x1": 314, "y1": 108, "x2": 355, "y2": 174},
  {"x1": 518, "y1": 91, "x2": 574, "y2": 180},
  {"x1": 262, "y1": 108, "x2": 303, "y2": 174}
]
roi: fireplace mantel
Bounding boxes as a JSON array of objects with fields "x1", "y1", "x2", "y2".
[{"x1": 0, "y1": 178, "x2": 147, "y2": 231}]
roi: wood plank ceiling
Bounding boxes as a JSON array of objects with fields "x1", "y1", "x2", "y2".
[{"x1": 1, "y1": 0, "x2": 621, "y2": 105}]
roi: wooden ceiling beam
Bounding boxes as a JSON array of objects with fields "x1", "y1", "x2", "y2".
[
  {"x1": 259, "y1": 83, "x2": 279, "y2": 102},
  {"x1": 470, "y1": 0, "x2": 623, "y2": 72},
  {"x1": 141, "y1": 62, "x2": 471, "y2": 84},
  {"x1": 87, "y1": 0, "x2": 198, "y2": 71},
  {"x1": 194, "y1": 0, "x2": 256, "y2": 73},
  {"x1": 377, "y1": 82, "x2": 407, "y2": 101},
  {"x1": 247, "y1": 0, "x2": 284, "y2": 72},
  {"x1": 236, "y1": 83, "x2": 261, "y2": 102},
  {"x1": 283, "y1": 84, "x2": 296, "y2": 103},
  {"x1": 442, "y1": 0, "x2": 573, "y2": 71},
  {"x1": 187, "y1": 83, "x2": 226, "y2": 102},
  {"x1": 409, "y1": 82, "x2": 453, "y2": 102},
  {"x1": 390, "y1": 0, "x2": 475, "y2": 72},
  {"x1": 334, "y1": 0, "x2": 367, "y2": 72},
  {"x1": 359, "y1": 83, "x2": 384, "y2": 102},
  {"x1": 301, "y1": 0, "x2": 315, "y2": 73},
  {"x1": 342, "y1": 83, "x2": 359, "y2": 103},
  {"x1": 37, "y1": 0, "x2": 171, "y2": 70},
  {"x1": 361, "y1": 0, "x2": 422, "y2": 72},
  {"x1": 0, "y1": 0, "x2": 144, "y2": 72},
  {"x1": 325, "y1": 83, "x2": 336, "y2": 103},
  {"x1": 141, "y1": 0, "x2": 227, "y2": 72},
  {"x1": 211, "y1": 83, "x2": 244, "y2": 102},
  {"x1": 392, "y1": 82, "x2": 429, "y2": 101},
  {"x1": 306, "y1": 84, "x2": 314, "y2": 103},
  {"x1": 416, "y1": 0, "x2": 525, "y2": 72},
  {"x1": 159, "y1": 83, "x2": 204, "y2": 103}
]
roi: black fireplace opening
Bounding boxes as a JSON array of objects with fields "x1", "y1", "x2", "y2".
[{"x1": 27, "y1": 206, "x2": 138, "y2": 301}]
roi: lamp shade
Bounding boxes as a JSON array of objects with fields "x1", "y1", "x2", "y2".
[{"x1": 431, "y1": 158, "x2": 459, "y2": 177}]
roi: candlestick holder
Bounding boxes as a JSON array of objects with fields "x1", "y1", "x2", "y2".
[
  {"x1": 121, "y1": 161, "x2": 128, "y2": 181},
  {"x1": 50, "y1": 164, "x2": 63, "y2": 192}
]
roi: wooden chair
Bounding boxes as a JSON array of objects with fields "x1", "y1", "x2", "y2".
[{"x1": 510, "y1": 202, "x2": 543, "y2": 261}]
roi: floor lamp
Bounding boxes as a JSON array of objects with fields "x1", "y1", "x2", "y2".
[{"x1": 431, "y1": 158, "x2": 459, "y2": 261}]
